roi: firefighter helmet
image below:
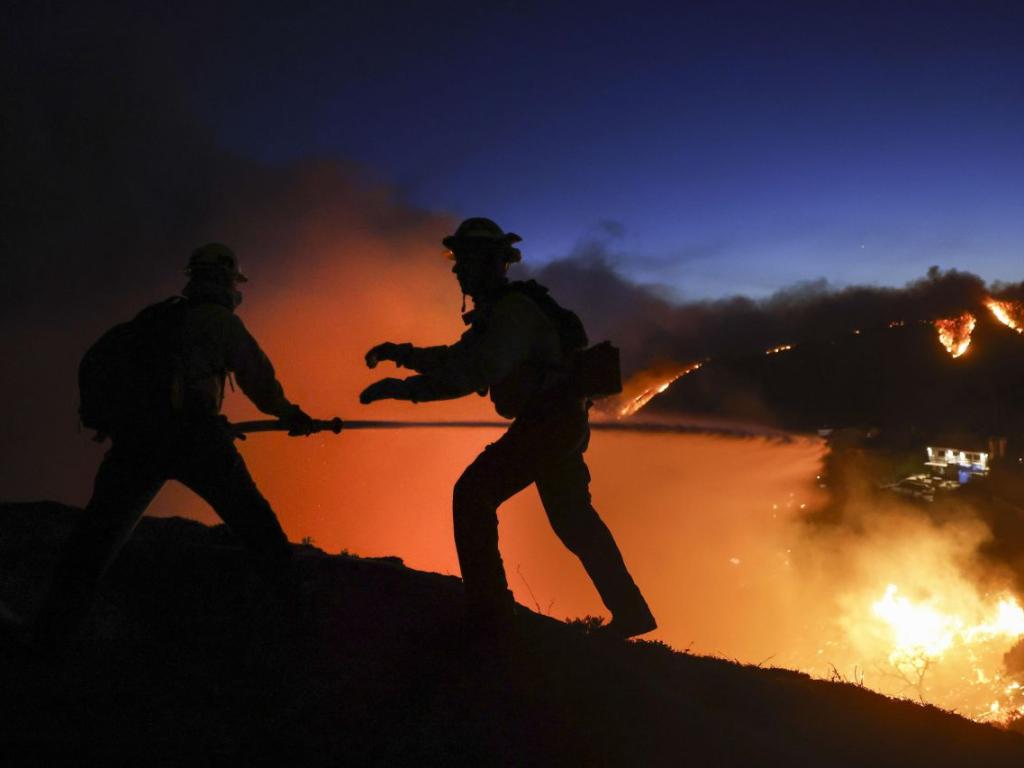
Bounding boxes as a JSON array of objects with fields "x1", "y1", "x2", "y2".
[
  {"x1": 442, "y1": 218, "x2": 522, "y2": 263},
  {"x1": 186, "y1": 242, "x2": 248, "y2": 283}
]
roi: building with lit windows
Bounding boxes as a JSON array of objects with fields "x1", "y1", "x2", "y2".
[{"x1": 925, "y1": 446, "x2": 990, "y2": 484}]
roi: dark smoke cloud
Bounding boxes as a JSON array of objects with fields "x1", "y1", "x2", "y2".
[{"x1": 529, "y1": 239, "x2": 1015, "y2": 378}]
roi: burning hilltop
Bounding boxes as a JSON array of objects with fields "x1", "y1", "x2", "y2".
[
  {"x1": 599, "y1": 287, "x2": 1024, "y2": 425},
  {"x1": 639, "y1": 293, "x2": 1024, "y2": 441},
  {"x1": 599, "y1": 291, "x2": 1024, "y2": 423},
  {"x1": 931, "y1": 297, "x2": 1024, "y2": 360}
]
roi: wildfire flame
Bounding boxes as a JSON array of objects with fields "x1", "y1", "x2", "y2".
[
  {"x1": 934, "y1": 312, "x2": 976, "y2": 358},
  {"x1": 614, "y1": 362, "x2": 703, "y2": 418},
  {"x1": 985, "y1": 297, "x2": 1024, "y2": 334},
  {"x1": 868, "y1": 584, "x2": 1024, "y2": 721},
  {"x1": 873, "y1": 584, "x2": 961, "y2": 659},
  {"x1": 616, "y1": 340, "x2": 794, "y2": 417}
]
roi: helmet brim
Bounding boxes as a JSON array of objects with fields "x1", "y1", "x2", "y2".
[
  {"x1": 442, "y1": 232, "x2": 522, "y2": 250},
  {"x1": 444, "y1": 247, "x2": 521, "y2": 264},
  {"x1": 184, "y1": 266, "x2": 249, "y2": 283}
]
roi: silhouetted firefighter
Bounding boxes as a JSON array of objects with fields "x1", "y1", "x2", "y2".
[
  {"x1": 361, "y1": 218, "x2": 656, "y2": 639},
  {"x1": 33, "y1": 243, "x2": 315, "y2": 651}
]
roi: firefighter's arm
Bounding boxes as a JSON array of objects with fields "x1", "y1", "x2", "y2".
[
  {"x1": 402, "y1": 345, "x2": 453, "y2": 374},
  {"x1": 224, "y1": 315, "x2": 298, "y2": 419},
  {"x1": 364, "y1": 341, "x2": 449, "y2": 374},
  {"x1": 360, "y1": 338, "x2": 484, "y2": 404},
  {"x1": 360, "y1": 296, "x2": 538, "y2": 405},
  {"x1": 402, "y1": 332, "x2": 488, "y2": 401}
]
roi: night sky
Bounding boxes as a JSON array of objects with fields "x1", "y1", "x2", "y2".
[
  {"x1": 195, "y1": 2, "x2": 1024, "y2": 298},
  {"x1": 7, "y1": 2, "x2": 1022, "y2": 298}
]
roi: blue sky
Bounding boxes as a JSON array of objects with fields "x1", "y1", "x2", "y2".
[{"x1": 71, "y1": 1, "x2": 1024, "y2": 298}]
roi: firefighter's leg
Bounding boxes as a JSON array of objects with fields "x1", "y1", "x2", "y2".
[
  {"x1": 453, "y1": 431, "x2": 539, "y2": 625},
  {"x1": 34, "y1": 446, "x2": 165, "y2": 650},
  {"x1": 536, "y1": 449, "x2": 655, "y2": 636},
  {"x1": 175, "y1": 437, "x2": 292, "y2": 580}
]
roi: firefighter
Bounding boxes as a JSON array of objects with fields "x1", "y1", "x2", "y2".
[
  {"x1": 33, "y1": 243, "x2": 315, "y2": 651},
  {"x1": 361, "y1": 218, "x2": 656, "y2": 639}
]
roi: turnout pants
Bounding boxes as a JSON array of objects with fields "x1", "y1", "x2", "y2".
[
  {"x1": 453, "y1": 404, "x2": 649, "y2": 621},
  {"x1": 34, "y1": 419, "x2": 291, "y2": 646}
]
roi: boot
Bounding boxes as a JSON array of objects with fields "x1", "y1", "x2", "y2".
[{"x1": 593, "y1": 596, "x2": 657, "y2": 641}]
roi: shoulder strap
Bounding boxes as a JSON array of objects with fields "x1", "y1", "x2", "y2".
[
  {"x1": 505, "y1": 280, "x2": 589, "y2": 352},
  {"x1": 129, "y1": 297, "x2": 190, "y2": 356},
  {"x1": 133, "y1": 296, "x2": 186, "y2": 324}
]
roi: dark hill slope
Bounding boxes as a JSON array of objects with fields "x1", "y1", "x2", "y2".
[{"x1": 2, "y1": 502, "x2": 1023, "y2": 766}]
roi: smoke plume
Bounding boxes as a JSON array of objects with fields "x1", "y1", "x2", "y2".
[{"x1": 530, "y1": 240, "x2": 1024, "y2": 379}]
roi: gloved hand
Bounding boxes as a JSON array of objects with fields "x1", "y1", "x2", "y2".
[
  {"x1": 365, "y1": 342, "x2": 412, "y2": 369},
  {"x1": 284, "y1": 406, "x2": 316, "y2": 437},
  {"x1": 359, "y1": 378, "x2": 412, "y2": 404}
]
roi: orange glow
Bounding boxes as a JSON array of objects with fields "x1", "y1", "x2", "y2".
[
  {"x1": 873, "y1": 584, "x2": 960, "y2": 658},
  {"x1": 765, "y1": 343, "x2": 794, "y2": 355},
  {"x1": 610, "y1": 362, "x2": 703, "y2": 418},
  {"x1": 138, "y1": 216, "x2": 1024, "y2": 725},
  {"x1": 985, "y1": 297, "x2": 1024, "y2": 333},
  {"x1": 148, "y1": 215, "x2": 493, "y2": 576},
  {"x1": 854, "y1": 584, "x2": 1024, "y2": 721},
  {"x1": 822, "y1": 502, "x2": 1024, "y2": 723},
  {"x1": 873, "y1": 586, "x2": 1024, "y2": 663},
  {"x1": 933, "y1": 312, "x2": 976, "y2": 357}
]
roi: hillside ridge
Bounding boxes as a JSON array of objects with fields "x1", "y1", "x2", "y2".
[{"x1": 1, "y1": 501, "x2": 1023, "y2": 766}]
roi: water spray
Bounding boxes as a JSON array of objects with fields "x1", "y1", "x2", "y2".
[{"x1": 232, "y1": 417, "x2": 788, "y2": 441}]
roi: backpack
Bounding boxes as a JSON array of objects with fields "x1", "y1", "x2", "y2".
[
  {"x1": 507, "y1": 280, "x2": 589, "y2": 353},
  {"x1": 78, "y1": 297, "x2": 190, "y2": 440},
  {"x1": 507, "y1": 281, "x2": 622, "y2": 399}
]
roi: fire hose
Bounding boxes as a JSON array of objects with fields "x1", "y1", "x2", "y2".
[{"x1": 231, "y1": 417, "x2": 787, "y2": 441}]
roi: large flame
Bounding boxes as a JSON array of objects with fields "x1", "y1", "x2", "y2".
[
  {"x1": 934, "y1": 312, "x2": 976, "y2": 358},
  {"x1": 985, "y1": 297, "x2": 1024, "y2": 333},
  {"x1": 873, "y1": 584, "x2": 961, "y2": 659},
  {"x1": 872, "y1": 586, "x2": 1024, "y2": 663},
  {"x1": 839, "y1": 581, "x2": 1024, "y2": 723}
]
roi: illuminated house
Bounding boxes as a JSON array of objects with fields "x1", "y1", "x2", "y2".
[{"x1": 925, "y1": 446, "x2": 989, "y2": 484}]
